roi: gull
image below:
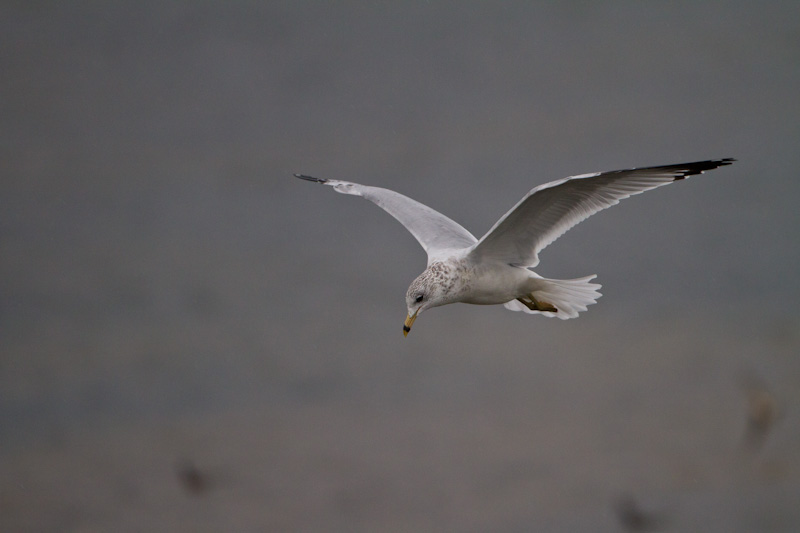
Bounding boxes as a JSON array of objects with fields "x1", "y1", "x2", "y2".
[{"x1": 295, "y1": 158, "x2": 734, "y2": 336}]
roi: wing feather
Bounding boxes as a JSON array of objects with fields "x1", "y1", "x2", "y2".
[
  {"x1": 295, "y1": 174, "x2": 477, "y2": 261},
  {"x1": 468, "y1": 159, "x2": 734, "y2": 267}
]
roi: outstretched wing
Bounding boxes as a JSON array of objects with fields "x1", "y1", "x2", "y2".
[
  {"x1": 295, "y1": 174, "x2": 477, "y2": 261},
  {"x1": 468, "y1": 159, "x2": 734, "y2": 268}
]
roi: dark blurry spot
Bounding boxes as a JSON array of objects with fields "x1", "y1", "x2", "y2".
[
  {"x1": 176, "y1": 459, "x2": 211, "y2": 497},
  {"x1": 614, "y1": 494, "x2": 666, "y2": 532},
  {"x1": 739, "y1": 372, "x2": 780, "y2": 454}
]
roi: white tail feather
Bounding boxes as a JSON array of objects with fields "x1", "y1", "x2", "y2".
[{"x1": 503, "y1": 275, "x2": 602, "y2": 319}]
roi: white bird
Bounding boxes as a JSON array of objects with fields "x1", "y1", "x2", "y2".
[{"x1": 295, "y1": 159, "x2": 734, "y2": 336}]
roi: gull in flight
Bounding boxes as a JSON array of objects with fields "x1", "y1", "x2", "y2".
[{"x1": 295, "y1": 159, "x2": 734, "y2": 336}]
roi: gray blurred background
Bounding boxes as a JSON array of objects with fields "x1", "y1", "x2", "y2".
[{"x1": 2, "y1": 2, "x2": 799, "y2": 531}]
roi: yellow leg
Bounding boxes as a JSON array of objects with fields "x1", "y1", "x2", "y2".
[{"x1": 516, "y1": 295, "x2": 557, "y2": 313}]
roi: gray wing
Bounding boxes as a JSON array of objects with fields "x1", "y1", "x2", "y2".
[
  {"x1": 295, "y1": 174, "x2": 477, "y2": 261},
  {"x1": 468, "y1": 159, "x2": 734, "y2": 268}
]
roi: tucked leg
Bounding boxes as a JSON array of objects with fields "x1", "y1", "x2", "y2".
[{"x1": 516, "y1": 295, "x2": 558, "y2": 313}]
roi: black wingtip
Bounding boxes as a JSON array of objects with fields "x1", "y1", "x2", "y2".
[
  {"x1": 672, "y1": 158, "x2": 736, "y2": 180},
  {"x1": 294, "y1": 173, "x2": 328, "y2": 184}
]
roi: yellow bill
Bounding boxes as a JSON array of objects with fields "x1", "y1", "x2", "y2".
[{"x1": 403, "y1": 311, "x2": 418, "y2": 337}]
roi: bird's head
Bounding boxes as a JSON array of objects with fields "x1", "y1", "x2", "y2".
[{"x1": 403, "y1": 264, "x2": 453, "y2": 336}]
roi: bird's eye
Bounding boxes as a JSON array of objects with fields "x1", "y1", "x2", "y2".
[{"x1": 415, "y1": 294, "x2": 424, "y2": 303}]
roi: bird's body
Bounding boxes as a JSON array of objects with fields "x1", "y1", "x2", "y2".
[
  {"x1": 404, "y1": 256, "x2": 530, "y2": 307},
  {"x1": 457, "y1": 259, "x2": 527, "y2": 305},
  {"x1": 296, "y1": 158, "x2": 734, "y2": 335}
]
